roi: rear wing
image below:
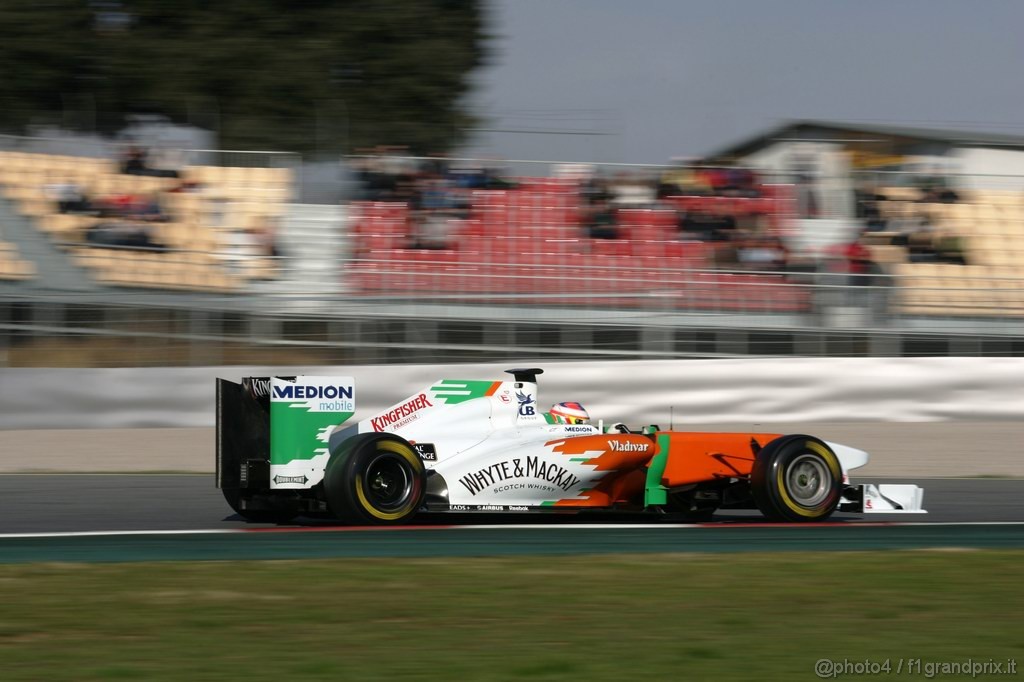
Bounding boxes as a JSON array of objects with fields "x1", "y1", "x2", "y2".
[
  {"x1": 216, "y1": 378, "x2": 271, "y2": 491},
  {"x1": 216, "y1": 375, "x2": 356, "y2": 491}
]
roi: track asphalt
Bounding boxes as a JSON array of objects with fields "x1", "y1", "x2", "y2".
[
  {"x1": 3, "y1": 524, "x2": 1024, "y2": 564},
  {"x1": 0, "y1": 476, "x2": 1022, "y2": 563}
]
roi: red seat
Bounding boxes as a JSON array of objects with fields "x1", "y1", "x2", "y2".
[
  {"x1": 362, "y1": 234, "x2": 404, "y2": 251},
  {"x1": 450, "y1": 218, "x2": 485, "y2": 237},
  {"x1": 490, "y1": 236, "x2": 531, "y2": 259},
  {"x1": 589, "y1": 239, "x2": 630, "y2": 256}
]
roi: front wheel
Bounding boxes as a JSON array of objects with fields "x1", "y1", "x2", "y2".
[
  {"x1": 323, "y1": 433, "x2": 426, "y2": 524},
  {"x1": 750, "y1": 435, "x2": 842, "y2": 522}
]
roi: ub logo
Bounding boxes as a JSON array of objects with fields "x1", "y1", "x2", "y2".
[{"x1": 516, "y1": 390, "x2": 536, "y2": 416}]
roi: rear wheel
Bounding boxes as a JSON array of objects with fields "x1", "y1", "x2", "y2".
[
  {"x1": 750, "y1": 435, "x2": 842, "y2": 522},
  {"x1": 323, "y1": 433, "x2": 425, "y2": 524}
]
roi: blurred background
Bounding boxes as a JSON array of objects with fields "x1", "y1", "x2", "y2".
[{"x1": 1, "y1": 0, "x2": 1023, "y2": 368}]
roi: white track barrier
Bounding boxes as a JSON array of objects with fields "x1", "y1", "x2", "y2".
[{"x1": 1, "y1": 358, "x2": 1022, "y2": 430}]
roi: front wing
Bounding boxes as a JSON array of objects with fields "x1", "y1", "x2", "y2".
[{"x1": 839, "y1": 484, "x2": 927, "y2": 514}]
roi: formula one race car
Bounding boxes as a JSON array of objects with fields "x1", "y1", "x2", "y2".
[{"x1": 216, "y1": 368, "x2": 925, "y2": 524}]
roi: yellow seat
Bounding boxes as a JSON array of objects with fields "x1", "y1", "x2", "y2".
[{"x1": 868, "y1": 244, "x2": 908, "y2": 266}]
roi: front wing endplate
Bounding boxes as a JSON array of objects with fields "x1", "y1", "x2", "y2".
[{"x1": 840, "y1": 483, "x2": 927, "y2": 514}]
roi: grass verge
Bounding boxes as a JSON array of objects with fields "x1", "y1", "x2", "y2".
[{"x1": 1, "y1": 551, "x2": 1022, "y2": 680}]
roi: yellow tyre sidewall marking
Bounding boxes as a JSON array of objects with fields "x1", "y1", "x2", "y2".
[
  {"x1": 354, "y1": 440, "x2": 422, "y2": 521},
  {"x1": 776, "y1": 441, "x2": 841, "y2": 518}
]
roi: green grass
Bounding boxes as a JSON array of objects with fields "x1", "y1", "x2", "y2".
[{"x1": 0, "y1": 551, "x2": 1022, "y2": 681}]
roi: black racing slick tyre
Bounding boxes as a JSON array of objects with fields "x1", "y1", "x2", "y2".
[
  {"x1": 750, "y1": 435, "x2": 843, "y2": 522},
  {"x1": 323, "y1": 433, "x2": 426, "y2": 524}
]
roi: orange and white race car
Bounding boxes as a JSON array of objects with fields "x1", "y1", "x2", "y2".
[{"x1": 216, "y1": 368, "x2": 925, "y2": 524}]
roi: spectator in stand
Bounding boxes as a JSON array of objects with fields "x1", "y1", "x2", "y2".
[
  {"x1": 680, "y1": 166, "x2": 714, "y2": 195},
  {"x1": 250, "y1": 216, "x2": 282, "y2": 259},
  {"x1": 353, "y1": 147, "x2": 516, "y2": 209},
  {"x1": 121, "y1": 146, "x2": 150, "y2": 176},
  {"x1": 96, "y1": 191, "x2": 136, "y2": 218},
  {"x1": 418, "y1": 175, "x2": 452, "y2": 212},
  {"x1": 393, "y1": 174, "x2": 419, "y2": 208},
  {"x1": 581, "y1": 176, "x2": 612, "y2": 206},
  {"x1": 46, "y1": 179, "x2": 93, "y2": 214},
  {"x1": 224, "y1": 214, "x2": 282, "y2": 278},
  {"x1": 737, "y1": 232, "x2": 788, "y2": 271},
  {"x1": 145, "y1": 194, "x2": 171, "y2": 221},
  {"x1": 146, "y1": 148, "x2": 184, "y2": 178},
  {"x1": 678, "y1": 207, "x2": 736, "y2": 242},
  {"x1": 220, "y1": 225, "x2": 261, "y2": 269},
  {"x1": 168, "y1": 180, "x2": 203, "y2": 194},
  {"x1": 854, "y1": 184, "x2": 887, "y2": 232},
  {"x1": 447, "y1": 165, "x2": 489, "y2": 191},
  {"x1": 609, "y1": 172, "x2": 656, "y2": 207},
  {"x1": 409, "y1": 208, "x2": 453, "y2": 250},
  {"x1": 586, "y1": 198, "x2": 618, "y2": 239},
  {"x1": 350, "y1": 151, "x2": 375, "y2": 199},
  {"x1": 352, "y1": 147, "x2": 400, "y2": 200},
  {"x1": 934, "y1": 233, "x2": 967, "y2": 265},
  {"x1": 701, "y1": 166, "x2": 730, "y2": 195},
  {"x1": 477, "y1": 162, "x2": 516, "y2": 190},
  {"x1": 103, "y1": 192, "x2": 167, "y2": 223},
  {"x1": 825, "y1": 231, "x2": 879, "y2": 286},
  {"x1": 440, "y1": 167, "x2": 474, "y2": 217},
  {"x1": 919, "y1": 175, "x2": 960, "y2": 203},
  {"x1": 889, "y1": 212, "x2": 944, "y2": 263},
  {"x1": 85, "y1": 220, "x2": 165, "y2": 251},
  {"x1": 731, "y1": 167, "x2": 760, "y2": 197},
  {"x1": 794, "y1": 170, "x2": 819, "y2": 218},
  {"x1": 421, "y1": 152, "x2": 452, "y2": 182},
  {"x1": 657, "y1": 161, "x2": 704, "y2": 198},
  {"x1": 721, "y1": 166, "x2": 744, "y2": 195}
]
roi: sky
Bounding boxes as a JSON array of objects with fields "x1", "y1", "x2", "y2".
[{"x1": 464, "y1": 0, "x2": 1024, "y2": 165}]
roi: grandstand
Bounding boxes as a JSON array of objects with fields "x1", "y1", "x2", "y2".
[
  {"x1": 702, "y1": 119, "x2": 1024, "y2": 322},
  {"x1": 0, "y1": 240, "x2": 35, "y2": 281},
  {"x1": 347, "y1": 182, "x2": 807, "y2": 313},
  {"x1": 0, "y1": 141, "x2": 1023, "y2": 366},
  {"x1": 866, "y1": 188, "x2": 1024, "y2": 317},
  {"x1": 0, "y1": 149, "x2": 292, "y2": 292}
]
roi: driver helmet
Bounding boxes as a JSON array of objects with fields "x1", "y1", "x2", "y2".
[{"x1": 550, "y1": 401, "x2": 590, "y2": 425}]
